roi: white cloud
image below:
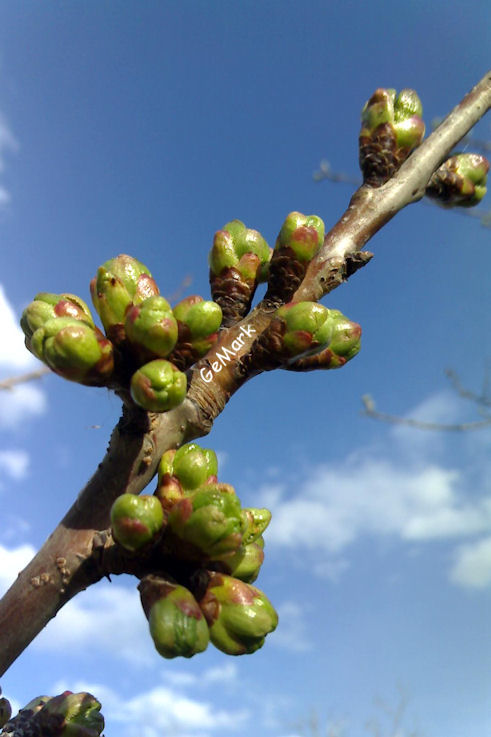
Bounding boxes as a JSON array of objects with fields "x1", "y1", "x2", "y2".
[
  {"x1": 0, "y1": 113, "x2": 17, "y2": 209},
  {"x1": 51, "y1": 679, "x2": 249, "y2": 737},
  {"x1": 270, "y1": 601, "x2": 312, "y2": 653},
  {"x1": 265, "y1": 460, "x2": 491, "y2": 553},
  {"x1": 0, "y1": 449, "x2": 30, "y2": 480},
  {"x1": 450, "y1": 536, "x2": 491, "y2": 588},
  {"x1": 0, "y1": 543, "x2": 36, "y2": 596},
  {"x1": 34, "y1": 582, "x2": 156, "y2": 666},
  {"x1": 257, "y1": 393, "x2": 491, "y2": 588},
  {"x1": 0, "y1": 285, "x2": 48, "y2": 428}
]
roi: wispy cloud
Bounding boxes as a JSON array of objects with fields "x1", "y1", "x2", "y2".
[
  {"x1": 270, "y1": 600, "x2": 312, "y2": 652},
  {"x1": 0, "y1": 285, "x2": 48, "y2": 428},
  {"x1": 0, "y1": 113, "x2": 17, "y2": 210},
  {"x1": 450, "y1": 535, "x2": 491, "y2": 588},
  {"x1": 0, "y1": 449, "x2": 30, "y2": 481},
  {"x1": 0, "y1": 542, "x2": 36, "y2": 596},
  {"x1": 258, "y1": 392, "x2": 491, "y2": 588},
  {"x1": 34, "y1": 582, "x2": 156, "y2": 667}
]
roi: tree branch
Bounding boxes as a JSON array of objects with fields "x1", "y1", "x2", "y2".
[{"x1": 0, "y1": 69, "x2": 489, "y2": 677}]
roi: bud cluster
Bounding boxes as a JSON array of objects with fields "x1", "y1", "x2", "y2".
[
  {"x1": 0, "y1": 691, "x2": 104, "y2": 737},
  {"x1": 110, "y1": 442, "x2": 278, "y2": 659},
  {"x1": 359, "y1": 88, "x2": 425, "y2": 186},
  {"x1": 426, "y1": 153, "x2": 489, "y2": 207},
  {"x1": 21, "y1": 254, "x2": 224, "y2": 412},
  {"x1": 246, "y1": 300, "x2": 361, "y2": 372},
  {"x1": 265, "y1": 211, "x2": 325, "y2": 303},
  {"x1": 209, "y1": 219, "x2": 272, "y2": 325}
]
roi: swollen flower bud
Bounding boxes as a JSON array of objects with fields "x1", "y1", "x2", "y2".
[
  {"x1": 125, "y1": 295, "x2": 178, "y2": 361},
  {"x1": 359, "y1": 88, "x2": 425, "y2": 186},
  {"x1": 42, "y1": 691, "x2": 104, "y2": 737},
  {"x1": 199, "y1": 573, "x2": 278, "y2": 655},
  {"x1": 90, "y1": 254, "x2": 159, "y2": 343},
  {"x1": 209, "y1": 220, "x2": 271, "y2": 325},
  {"x1": 240, "y1": 507, "x2": 272, "y2": 545},
  {"x1": 155, "y1": 443, "x2": 218, "y2": 513},
  {"x1": 21, "y1": 293, "x2": 95, "y2": 344},
  {"x1": 130, "y1": 359, "x2": 187, "y2": 412},
  {"x1": 139, "y1": 576, "x2": 209, "y2": 659},
  {"x1": 28, "y1": 317, "x2": 114, "y2": 386},
  {"x1": 170, "y1": 296, "x2": 223, "y2": 369},
  {"x1": 167, "y1": 484, "x2": 243, "y2": 560},
  {"x1": 215, "y1": 539, "x2": 265, "y2": 583},
  {"x1": 111, "y1": 493, "x2": 164, "y2": 552},
  {"x1": 426, "y1": 153, "x2": 489, "y2": 207},
  {"x1": 266, "y1": 212, "x2": 325, "y2": 303}
]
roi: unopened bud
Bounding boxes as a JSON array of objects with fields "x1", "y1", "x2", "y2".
[
  {"x1": 90, "y1": 254, "x2": 159, "y2": 343},
  {"x1": 139, "y1": 576, "x2": 209, "y2": 659},
  {"x1": 167, "y1": 484, "x2": 243, "y2": 560},
  {"x1": 125, "y1": 295, "x2": 178, "y2": 360},
  {"x1": 130, "y1": 359, "x2": 187, "y2": 412},
  {"x1": 199, "y1": 573, "x2": 278, "y2": 655},
  {"x1": 111, "y1": 493, "x2": 164, "y2": 552},
  {"x1": 426, "y1": 153, "x2": 489, "y2": 207},
  {"x1": 359, "y1": 88, "x2": 425, "y2": 186},
  {"x1": 266, "y1": 212, "x2": 325, "y2": 303}
]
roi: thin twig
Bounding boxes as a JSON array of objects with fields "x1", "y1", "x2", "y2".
[{"x1": 0, "y1": 367, "x2": 50, "y2": 390}]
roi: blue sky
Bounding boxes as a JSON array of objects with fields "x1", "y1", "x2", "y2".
[{"x1": 0, "y1": 3, "x2": 490, "y2": 736}]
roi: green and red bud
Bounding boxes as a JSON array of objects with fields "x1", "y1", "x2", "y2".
[
  {"x1": 21, "y1": 293, "x2": 95, "y2": 344},
  {"x1": 125, "y1": 295, "x2": 178, "y2": 360},
  {"x1": 266, "y1": 212, "x2": 325, "y2": 303},
  {"x1": 169, "y1": 296, "x2": 223, "y2": 369},
  {"x1": 130, "y1": 359, "x2": 187, "y2": 412},
  {"x1": 209, "y1": 220, "x2": 272, "y2": 325},
  {"x1": 28, "y1": 317, "x2": 114, "y2": 386},
  {"x1": 359, "y1": 88, "x2": 425, "y2": 186},
  {"x1": 90, "y1": 254, "x2": 159, "y2": 343},
  {"x1": 240, "y1": 507, "x2": 272, "y2": 545},
  {"x1": 110, "y1": 493, "x2": 164, "y2": 552},
  {"x1": 198, "y1": 573, "x2": 278, "y2": 655},
  {"x1": 160, "y1": 443, "x2": 218, "y2": 491},
  {"x1": 139, "y1": 576, "x2": 209, "y2": 659},
  {"x1": 42, "y1": 691, "x2": 104, "y2": 737},
  {"x1": 155, "y1": 443, "x2": 218, "y2": 513},
  {"x1": 213, "y1": 539, "x2": 265, "y2": 583},
  {"x1": 426, "y1": 153, "x2": 489, "y2": 207},
  {"x1": 167, "y1": 483, "x2": 243, "y2": 560}
]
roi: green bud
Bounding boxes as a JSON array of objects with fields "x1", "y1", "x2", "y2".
[
  {"x1": 209, "y1": 221, "x2": 271, "y2": 325},
  {"x1": 0, "y1": 695, "x2": 12, "y2": 728},
  {"x1": 275, "y1": 301, "x2": 333, "y2": 357},
  {"x1": 199, "y1": 573, "x2": 278, "y2": 655},
  {"x1": 216, "y1": 539, "x2": 265, "y2": 583},
  {"x1": 426, "y1": 153, "x2": 489, "y2": 207},
  {"x1": 90, "y1": 254, "x2": 159, "y2": 342},
  {"x1": 21, "y1": 293, "x2": 94, "y2": 343},
  {"x1": 167, "y1": 483, "x2": 243, "y2": 559},
  {"x1": 276, "y1": 211, "x2": 325, "y2": 262},
  {"x1": 359, "y1": 88, "x2": 425, "y2": 186},
  {"x1": 130, "y1": 359, "x2": 187, "y2": 412},
  {"x1": 265, "y1": 212, "x2": 324, "y2": 303},
  {"x1": 125, "y1": 295, "x2": 178, "y2": 359},
  {"x1": 43, "y1": 691, "x2": 104, "y2": 737},
  {"x1": 139, "y1": 576, "x2": 209, "y2": 659},
  {"x1": 173, "y1": 296, "x2": 222, "y2": 340},
  {"x1": 240, "y1": 507, "x2": 272, "y2": 545},
  {"x1": 168, "y1": 443, "x2": 219, "y2": 490},
  {"x1": 29, "y1": 317, "x2": 114, "y2": 385},
  {"x1": 111, "y1": 493, "x2": 164, "y2": 552}
]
